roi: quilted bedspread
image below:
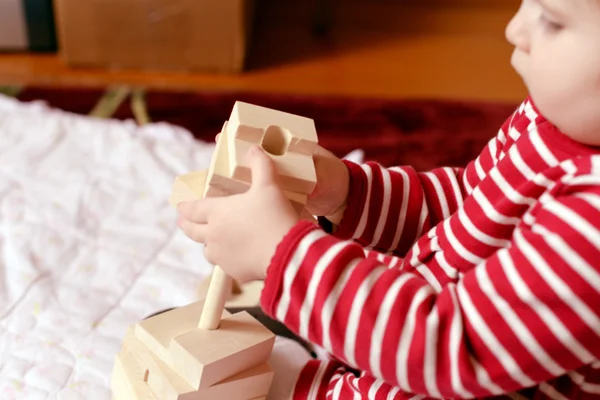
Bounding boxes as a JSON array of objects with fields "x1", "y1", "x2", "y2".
[
  {"x1": 0, "y1": 94, "x2": 225, "y2": 399},
  {"x1": 0, "y1": 95, "x2": 363, "y2": 400}
]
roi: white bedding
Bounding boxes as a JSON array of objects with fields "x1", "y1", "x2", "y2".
[{"x1": 0, "y1": 95, "x2": 363, "y2": 400}]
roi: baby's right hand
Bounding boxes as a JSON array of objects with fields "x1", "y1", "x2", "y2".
[
  {"x1": 305, "y1": 145, "x2": 349, "y2": 218},
  {"x1": 214, "y1": 133, "x2": 350, "y2": 219}
]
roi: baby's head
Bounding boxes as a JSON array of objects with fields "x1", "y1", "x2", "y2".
[{"x1": 506, "y1": 0, "x2": 600, "y2": 145}]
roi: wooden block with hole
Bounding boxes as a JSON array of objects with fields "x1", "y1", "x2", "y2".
[
  {"x1": 112, "y1": 350, "x2": 156, "y2": 400},
  {"x1": 203, "y1": 102, "x2": 318, "y2": 202},
  {"x1": 167, "y1": 102, "x2": 319, "y2": 218},
  {"x1": 119, "y1": 328, "x2": 274, "y2": 400},
  {"x1": 224, "y1": 101, "x2": 318, "y2": 194},
  {"x1": 133, "y1": 300, "x2": 275, "y2": 390}
]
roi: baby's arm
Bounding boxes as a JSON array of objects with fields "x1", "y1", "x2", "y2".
[
  {"x1": 261, "y1": 183, "x2": 600, "y2": 398},
  {"x1": 330, "y1": 111, "x2": 516, "y2": 257}
]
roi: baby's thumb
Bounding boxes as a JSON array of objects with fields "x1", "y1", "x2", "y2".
[{"x1": 248, "y1": 146, "x2": 279, "y2": 187}]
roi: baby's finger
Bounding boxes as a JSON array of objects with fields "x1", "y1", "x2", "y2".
[
  {"x1": 178, "y1": 199, "x2": 213, "y2": 224},
  {"x1": 177, "y1": 218, "x2": 209, "y2": 244}
]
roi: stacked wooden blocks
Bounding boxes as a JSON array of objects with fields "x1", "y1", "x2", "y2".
[
  {"x1": 112, "y1": 102, "x2": 318, "y2": 399},
  {"x1": 111, "y1": 301, "x2": 275, "y2": 400}
]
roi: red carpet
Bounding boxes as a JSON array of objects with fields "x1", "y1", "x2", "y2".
[{"x1": 15, "y1": 87, "x2": 518, "y2": 170}]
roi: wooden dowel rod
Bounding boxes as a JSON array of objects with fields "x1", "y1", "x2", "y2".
[{"x1": 199, "y1": 266, "x2": 231, "y2": 330}]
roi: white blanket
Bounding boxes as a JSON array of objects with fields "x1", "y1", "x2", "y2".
[{"x1": 0, "y1": 95, "x2": 363, "y2": 399}]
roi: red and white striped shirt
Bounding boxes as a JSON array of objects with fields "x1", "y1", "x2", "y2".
[{"x1": 260, "y1": 97, "x2": 600, "y2": 399}]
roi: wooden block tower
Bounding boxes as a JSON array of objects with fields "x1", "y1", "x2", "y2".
[{"x1": 111, "y1": 102, "x2": 318, "y2": 399}]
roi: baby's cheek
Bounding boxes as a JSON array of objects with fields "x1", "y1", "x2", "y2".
[
  {"x1": 571, "y1": 97, "x2": 600, "y2": 146},
  {"x1": 537, "y1": 84, "x2": 600, "y2": 146},
  {"x1": 529, "y1": 83, "x2": 565, "y2": 122}
]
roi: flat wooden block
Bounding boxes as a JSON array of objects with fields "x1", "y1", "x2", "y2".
[
  {"x1": 169, "y1": 169, "x2": 232, "y2": 208},
  {"x1": 134, "y1": 301, "x2": 231, "y2": 363},
  {"x1": 122, "y1": 330, "x2": 273, "y2": 400},
  {"x1": 168, "y1": 170, "x2": 209, "y2": 207},
  {"x1": 201, "y1": 363, "x2": 273, "y2": 400},
  {"x1": 112, "y1": 352, "x2": 156, "y2": 400},
  {"x1": 170, "y1": 310, "x2": 275, "y2": 390},
  {"x1": 122, "y1": 328, "x2": 185, "y2": 400},
  {"x1": 135, "y1": 301, "x2": 274, "y2": 390}
]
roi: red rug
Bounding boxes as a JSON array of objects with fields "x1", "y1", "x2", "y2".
[{"x1": 15, "y1": 87, "x2": 518, "y2": 170}]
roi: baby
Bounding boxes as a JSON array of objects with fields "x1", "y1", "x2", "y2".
[{"x1": 177, "y1": 0, "x2": 600, "y2": 398}]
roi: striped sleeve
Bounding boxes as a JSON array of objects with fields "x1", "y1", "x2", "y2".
[
  {"x1": 332, "y1": 111, "x2": 514, "y2": 257},
  {"x1": 261, "y1": 184, "x2": 600, "y2": 399}
]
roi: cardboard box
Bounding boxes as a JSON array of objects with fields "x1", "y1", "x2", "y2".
[
  {"x1": 0, "y1": 0, "x2": 57, "y2": 52},
  {"x1": 53, "y1": 0, "x2": 255, "y2": 73}
]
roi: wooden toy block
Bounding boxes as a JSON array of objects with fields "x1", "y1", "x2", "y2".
[
  {"x1": 168, "y1": 167, "x2": 311, "y2": 228},
  {"x1": 229, "y1": 134, "x2": 316, "y2": 193},
  {"x1": 169, "y1": 170, "x2": 228, "y2": 207},
  {"x1": 206, "y1": 103, "x2": 318, "y2": 198},
  {"x1": 133, "y1": 301, "x2": 229, "y2": 362},
  {"x1": 204, "y1": 120, "x2": 250, "y2": 196},
  {"x1": 198, "y1": 276, "x2": 264, "y2": 310},
  {"x1": 227, "y1": 101, "x2": 318, "y2": 156},
  {"x1": 168, "y1": 167, "x2": 306, "y2": 216},
  {"x1": 229, "y1": 281, "x2": 262, "y2": 309},
  {"x1": 168, "y1": 170, "x2": 207, "y2": 206},
  {"x1": 168, "y1": 104, "x2": 318, "y2": 217},
  {"x1": 121, "y1": 329, "x2": 274, "y2": 400},
  {"x1": 134, "y1": 300, "x2": 275, "y2": 390},
  {"x1": 200, "y1": 123, "x2": 316, "y2": 205},
  {"x1": 169, "y1": 311, "x2": 275, "y2": 389},
  {"x1": 112, "y1": 352, "x2": 156, "y2": 400},
  {"x1": 195, "y1": 363, "x2": 272, "y2": 400}
]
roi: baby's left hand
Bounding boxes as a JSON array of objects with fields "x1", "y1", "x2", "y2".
[{"x1": 177, "y1": 146, "x2": 300, "y2": 283}]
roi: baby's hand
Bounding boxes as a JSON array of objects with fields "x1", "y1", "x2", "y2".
[
  {"x1": 306, "y1": 145, "x2": 350, "y2": 218},
  {"x1": 177, "y1": 146, "x2": 299, "y2": 282},
  {"x1": 215, "y1": 133, "x2": 350, "y2": 219}
]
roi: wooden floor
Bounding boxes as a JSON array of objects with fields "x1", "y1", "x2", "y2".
[{"x1": 0, "y1": 1, "x2": 527, "y2": 103}]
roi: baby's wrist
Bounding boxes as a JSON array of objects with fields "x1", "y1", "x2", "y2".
[
  {"x1": 327, "y1": 165, "x2": 350, "y2": 225},
  {"x1": 324, "y1": 201, "x2": 346, "y2": 226},
  {"x1": 260, "y1": 214, "x2": 299, "y2": 280}
]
